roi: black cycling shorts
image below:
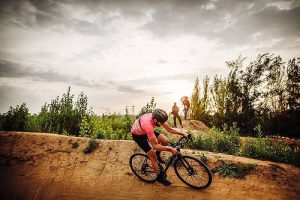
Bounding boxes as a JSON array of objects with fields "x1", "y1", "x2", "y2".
[{"x1": 131, "y1": 131, "x2": 160, "y2": 153}]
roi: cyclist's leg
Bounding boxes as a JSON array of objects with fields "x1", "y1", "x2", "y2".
[
  {"x1": 131, "y1": 134, "x2": 170, "y2": 185},
  {"x1": 146, "y1": 150, "x2": 159, "y2": 174},
  {"x1": 132, "y1": 133, "x2": 160, "y2": 174},
  {"x1": 154, "y1": 131, "x2": 168, "y2": 164},
  {"x1": 156, "y1": 133, "x2": 169, "y2": 146},
  {"x1": 148, "y1": 149, "x2": 171, "y2": 186}
]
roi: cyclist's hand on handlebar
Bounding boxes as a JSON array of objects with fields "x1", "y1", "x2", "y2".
[{"x1": 170, "y1": 147, "x2": 180, "y2": 155}]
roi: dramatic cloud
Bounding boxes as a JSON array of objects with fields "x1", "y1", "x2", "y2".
[
  {"x1": 0, "y1": 0, "x2": 299, "y2": 113},
  {"x1": 141, "y1": 0, "x2": 300, "y2": 48},
  {"x1": 0, "y1": 59, "x2": 142, "y2": 93}
]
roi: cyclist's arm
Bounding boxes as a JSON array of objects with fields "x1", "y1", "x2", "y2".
[
  {"x1": 148, "y1": 136, "x2": 178, "y2": 155},
  {"x1": 162, "y1": 123, "x2": 186, "y2": 137}
]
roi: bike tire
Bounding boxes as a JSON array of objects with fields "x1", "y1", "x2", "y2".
[
  {"x1": 174, "y1": 155, "x2": 212, "y2": 189},
  {"x1": 129, "y1": 153, "x2": 157, "y2": 183}
]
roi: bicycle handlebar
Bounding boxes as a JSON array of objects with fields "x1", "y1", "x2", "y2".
[{"x1": 170, "y1": 133, "x2": 192, "y2": 148}]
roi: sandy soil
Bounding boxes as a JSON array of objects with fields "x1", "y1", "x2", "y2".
[
  {"x1": 182, "y1": 120, "x2": 210, "y2": 132},
  {"x1": 0, "y1": 131, "x2": 299, "y2": 200}
]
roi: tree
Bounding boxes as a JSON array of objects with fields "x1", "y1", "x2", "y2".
[
  {"x1": 286, "y1": 58, "x2": 300, "y2": 111},
  {"x1": 2, "y1": 103, "x2": 29, "y2": 131},
  {"x1": 190, "y1": 76, "x2": 211, "y2": 125},
  {"x1": 191, "y1": 78, "x2": 200, "y2": 119},
  {"x1": 138, "y1": 97, "x2": 157, "y2": 117},
  {"x1": 38, "y1": 87, "x2": 91, "y2": 135},
  {"x1": 225, "y1": 56, "x2": 244, "y2": 116},
  {"x1": 263, "y1": 55, "x2": 286, "y2": 113},
  {"x1": 210, "y1": 75, "x2": 227, "y2": 127}
]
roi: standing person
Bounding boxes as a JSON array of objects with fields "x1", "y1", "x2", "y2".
[
  {"x1": 131, "y1": 109, "x2": 187, "y2": 186},
  {"x1": 181, "y1": 96, "x2": 190, "y2": 120},
  {"x1": 184, "y1": 104, "x2": 191, "y2": 120},
  {"x1": 171, "y1": 102, "x2": 183, "y2": 128}
]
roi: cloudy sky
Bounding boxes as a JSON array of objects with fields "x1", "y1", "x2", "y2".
[{"x1": 0, "y1": 0, "x2": 299, "y2": 115}]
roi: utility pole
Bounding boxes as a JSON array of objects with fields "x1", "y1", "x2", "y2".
[{"x1": 126, "y1": 105, "x2": 135, "y2": 116}]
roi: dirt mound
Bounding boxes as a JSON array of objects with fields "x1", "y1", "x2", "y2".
[
  {"x1": 1, "y1": 131, "x2": 300, "y2": 200},
  {"x1": 182, "y1": 120, "x2": 210, "y2": 132}
]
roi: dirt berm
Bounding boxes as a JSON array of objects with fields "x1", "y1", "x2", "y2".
[{"x1": 0, "y1": 131, "x2": 299, "y2": 200}]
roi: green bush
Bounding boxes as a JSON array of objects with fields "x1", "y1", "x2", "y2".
[
  {"x1": 79, "y1": 114, "x2": 134, "y2": 140},
  {"x1": 1, "y1": 103, "x2": 30, "y2": 131},
  {"x1": 188, "y1": 124, "x2": 300, "y2": 167},
  {"x1": 199, "y1": 152, "x2": 208, "y2": 164},
  {"x1": 188, "y1": 124, "x2": 240, "y2": 154},
  {"x1": 38, "y1": 87, "x2": 91, "y2": 136},
  {"x1": 212, "y1": 160, "x2": 256, "y2": 178},
  {"x1": 71, "y1": 141, "x2": 79, "y2": 149},
  {"x1": 83, "y1": 138, "x2": 99, "y2": 154},
  {"x1": 189, "y1": 134, "x2": 214, "y2": 151},
  {"x1": 241, "y1": 138, "x2": 300, "y2": 166}
]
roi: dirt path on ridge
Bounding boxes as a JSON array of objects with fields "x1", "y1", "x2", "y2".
[{"x1": 0, "y1": 131, "x2": 299, "y2": 200}]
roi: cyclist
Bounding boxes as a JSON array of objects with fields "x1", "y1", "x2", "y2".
[{"x1": 131, "y1": 109, "x2": 188, "y2": 186}]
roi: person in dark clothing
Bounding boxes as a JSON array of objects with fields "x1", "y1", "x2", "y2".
[{"x1": 171, "y1": 102, "x2": 183, "y2": 128}]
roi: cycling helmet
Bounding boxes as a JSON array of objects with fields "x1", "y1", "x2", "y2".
[{"x1": 152, "y1": 109, "x2": 168, "y2": 123}]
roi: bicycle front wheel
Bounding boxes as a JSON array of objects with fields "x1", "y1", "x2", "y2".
[
  {"x1": 174, "y1": 155, "x2": 212, "y2": 189},
  {"x1": 129, "y1": 153, "x2": 157, "y2": 183}
]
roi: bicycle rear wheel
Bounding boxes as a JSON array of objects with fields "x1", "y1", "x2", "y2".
[
  {"x1": 129, "y1": 153, "x2": 157, "y2": 183},
  {"x1": 174, "y1": 155, "x2": 212, "y2": 189}
]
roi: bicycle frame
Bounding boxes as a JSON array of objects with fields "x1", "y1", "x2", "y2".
[
  {"x1": 139, "y1": 135, "x2": 192, "y2": 175},
  {"x1": 161, "y1": 135, "x2": 194, "y2": 174},
  {"x1": 162, "y1": 155, "x2": 176, "y2": 173}
]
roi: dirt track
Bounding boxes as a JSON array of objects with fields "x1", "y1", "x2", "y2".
[{"x1": 0, "y1": 131, "x2": 300, "y2": 200}]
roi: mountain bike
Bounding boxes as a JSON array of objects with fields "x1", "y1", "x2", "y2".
[{"x1": 129, "y1": 134, "x2": 212, "y2": 189}]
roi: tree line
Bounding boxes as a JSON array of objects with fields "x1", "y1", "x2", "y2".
[
  {"x1": 0, "y1": 87, "x2": 91, "y2": 135},
  {"x1": 0, "y1": 53, "x2": 299, "y2": 138},
  {"x1": 190, "y1": 53, "x2": 299, "y2": 138}
]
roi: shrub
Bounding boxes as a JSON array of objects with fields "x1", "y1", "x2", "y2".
[
  {"x1": 212, "y1": 160, "x2": 256, "y2": 178},
  {"x1": 71, "y1": 141, "x2": 79, "y2": 149},
  {"x1": 189, "y1": 135, "x2": 214, "y2": 151},
  {"x1": 79, "y1": 113, "x2": 134, "y2": 140},
  {"x1": 240, "y1": 138, "x2": 300, "y2": 166},
  {"x1": 188, "y1": 124, "x2": 240, "y2": 154},
  {"x1": 79, "y1": 116, "x2": 93, "y2": 138},
  {"x1": 199, "y1": 152, "x2": 208, "y2": 164},
  {"x1": 38, "y1": 87, "x2": 91, "y2": 136},
  {"x1": 83, "y1": 138, "x2": 99, "y2": 154}
]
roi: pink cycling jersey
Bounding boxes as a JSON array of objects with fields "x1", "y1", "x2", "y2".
[{"x1": 131, "y1": 113, "x2": 156, "y2": 138}]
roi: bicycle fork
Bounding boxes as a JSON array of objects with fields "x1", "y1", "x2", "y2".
[{"x1": 177, "y1": 155, "x2": 197, "y2": 176}]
